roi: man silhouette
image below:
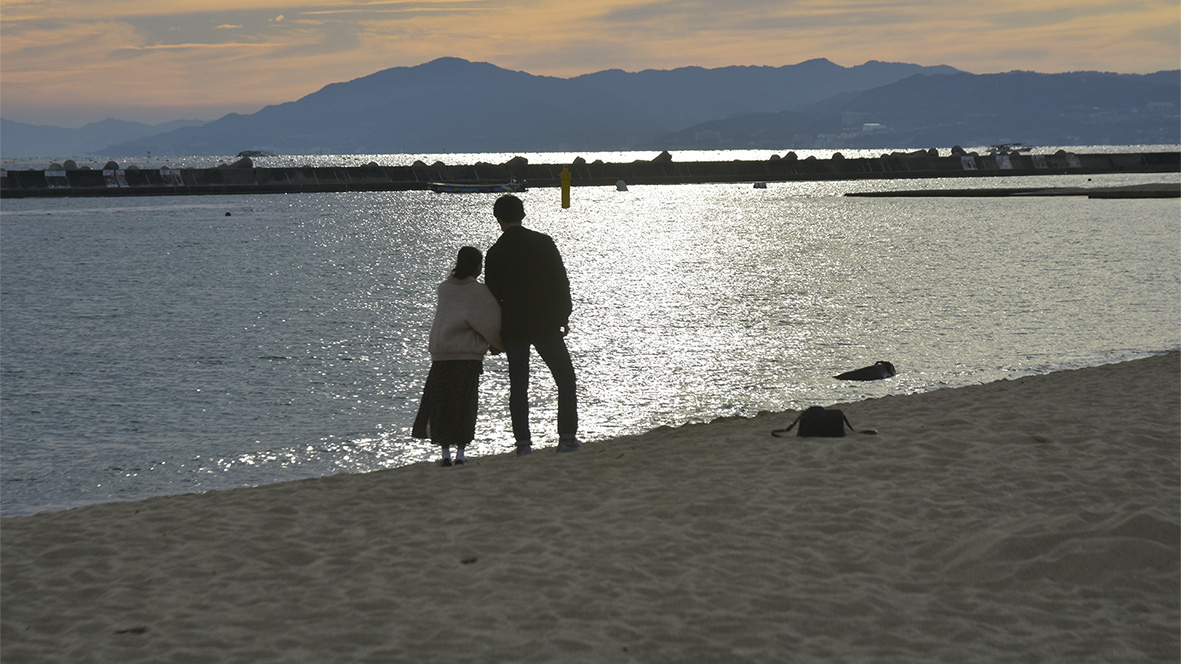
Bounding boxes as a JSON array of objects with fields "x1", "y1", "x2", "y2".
[{"x1": 484, "y1": 195, "x2": 580, "y2": 455}]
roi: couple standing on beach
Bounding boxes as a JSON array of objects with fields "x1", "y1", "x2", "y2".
[{"x1": 412, "y1": 194, "x2": 581, "y2": 466}]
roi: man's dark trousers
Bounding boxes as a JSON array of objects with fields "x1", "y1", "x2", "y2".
[{"x1": 504, "y1": 333, "x2": 577, "y2": 443}]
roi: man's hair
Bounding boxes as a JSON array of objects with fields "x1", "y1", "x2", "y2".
[{"x1": 493, "y1": 194, "x2": 526, "y2": 224}]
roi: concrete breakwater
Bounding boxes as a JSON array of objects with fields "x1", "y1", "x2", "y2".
[{"x1": 2, "y1": 150, "x2": 1177, "y2": 198}]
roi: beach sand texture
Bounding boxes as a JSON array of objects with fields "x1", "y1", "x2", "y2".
[{"x1": 2, "y1": 352, "x2": 1178, "y2": 663}]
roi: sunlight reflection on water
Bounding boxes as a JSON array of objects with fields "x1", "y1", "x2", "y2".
[{"x1": 1, "y1": 171, "x2": 1178, "y2": 514}]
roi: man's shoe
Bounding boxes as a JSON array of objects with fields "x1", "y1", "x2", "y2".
[
  {"x1": 515, "y1": 444, "x2": 533, "y2": 457},
  {"x1": 556, "y1": 438, "x2": 584, "y2": 453},
  {"x1": 439, "y1": 458, "x2": 453, "y2": 467}
]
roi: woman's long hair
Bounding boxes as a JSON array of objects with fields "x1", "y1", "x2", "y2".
[{"x1": 451, "y1": 246, "x2": 483, "y2": 279}]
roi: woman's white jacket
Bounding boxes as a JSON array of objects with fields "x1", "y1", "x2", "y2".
[{"x1": 428, "y1": 277, "x2": 504, "y2": 361}]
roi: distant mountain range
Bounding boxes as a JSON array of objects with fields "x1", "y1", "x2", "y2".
[
  {"x1": 664, "y1": 70, "x2": 1180, "y2": 148},
  {"x1": 2, "y1": 58, "x2": 1177, "y2": 158},
  {"x1": 0, "y1": 118, "x2": 206, "y2": 159}
]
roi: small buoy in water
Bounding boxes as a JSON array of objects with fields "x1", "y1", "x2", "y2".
[
  {"x1": 225, "y1": 212, "x2": 231, "y2": 216},
  {"x1": 753, "y1": 182, "x2": 767, "y2": 189},
  {"x1": 616, "y1": 180, "x2": 628, "y2": 192}
]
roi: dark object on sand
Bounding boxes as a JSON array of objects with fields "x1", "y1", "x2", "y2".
[
  {"x1": 771, "y1": 406, "x2": 877, "y2": 437},
  {"x1": 835, "y1": 361, "x2": 897, "y2": 381}
]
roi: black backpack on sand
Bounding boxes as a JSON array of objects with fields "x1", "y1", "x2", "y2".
[{"x1": 771, "y1": 406, "x2": 877, "y2": 437}]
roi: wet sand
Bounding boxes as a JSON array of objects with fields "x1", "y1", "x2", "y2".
[{"x1": 2, "y1": 352, "x2": 1178, "y2": 663}]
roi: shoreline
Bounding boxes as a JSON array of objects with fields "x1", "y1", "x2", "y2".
[
  {"x1": 3, "y1": 351, "x2": 1178, "y2": 662},
  {"x1": 2, "y1": 150, "x2": 1178, "y2": 198},
  {"x1": 3, "y1": 350, "x2": 1174, "y2": 520},
  {"x1": 845, "y1": 182, "x2": 1181, "y2": 198}
]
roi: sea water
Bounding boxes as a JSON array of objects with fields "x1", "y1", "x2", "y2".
[
  {"x1": 3, "y1": 144, "x2": 1177, "y2": 171},
  {"x1": 2, "y1": 159, "x2": 1179, "y2": 516}
]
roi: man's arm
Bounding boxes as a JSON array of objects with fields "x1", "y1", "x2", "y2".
[
  {"x1": 545, "y1": 237, "x2": 573, "y2": 323},
  {"x1": 483, "y1": 245, "x2": 504, "y2": 303}
]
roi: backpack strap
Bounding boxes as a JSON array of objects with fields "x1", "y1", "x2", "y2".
[
  {"x1": 842, "y1": 413, "x2": 878, "y2": 435},
  {"x1": 770, "y1": 412, "x2": 803, "y2": 437},
  {"x1": 842, "y1": 412, "x2": 856, "y2": 433}
]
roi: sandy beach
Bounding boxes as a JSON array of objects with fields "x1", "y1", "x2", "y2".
[{"x1": 2, "y1": 352, "x2": 1178, "y2": 663}]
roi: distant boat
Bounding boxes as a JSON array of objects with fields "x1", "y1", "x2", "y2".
[
  {"x1": 987, "y1": 143, "x2": 1033, "y2": 155},
  {"x1": 429, "y1": 181, "x2": 525, "y2": 193}
]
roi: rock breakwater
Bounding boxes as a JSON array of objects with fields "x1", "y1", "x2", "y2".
[{"x1": 2, "y1": 150, "x2": 1177, "y2": 198}]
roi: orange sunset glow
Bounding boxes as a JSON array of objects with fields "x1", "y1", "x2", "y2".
[{"x1": 2, "y1": 0, "x2": 1178, "y2": 126}]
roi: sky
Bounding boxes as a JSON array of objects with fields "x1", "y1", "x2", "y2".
[{"x1": 2, "y1": 0, "x2": 1179, "y2": 128}]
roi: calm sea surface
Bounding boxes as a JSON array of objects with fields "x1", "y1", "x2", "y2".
[
  {"x1": 2, "y1": 144, "x2": 1179, "y2": 172},
  {"x1": 2, "y1": 150, "x2": 1179, "y2": 516}
]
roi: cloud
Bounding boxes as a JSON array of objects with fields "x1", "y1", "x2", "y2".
[{"x1": 1, "y1": 0, "x2": 1176, "y2": 126}]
